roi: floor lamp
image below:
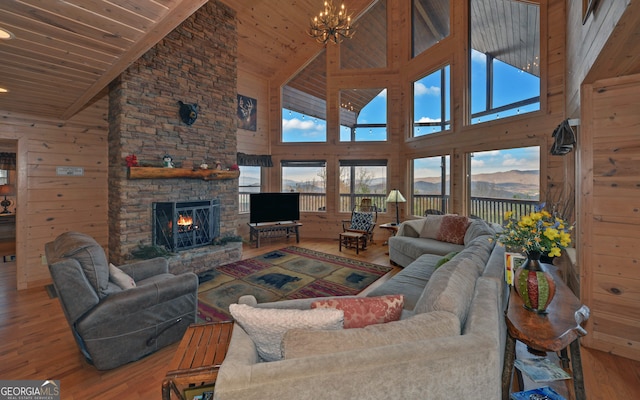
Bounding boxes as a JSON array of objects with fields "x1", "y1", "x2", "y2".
[{"x1": 386, "y1": 189, "x2": 406, "y2": 225}]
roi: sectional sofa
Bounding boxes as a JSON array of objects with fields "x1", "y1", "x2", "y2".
[{"x1": 212, "y1": 215, "x2": 508, "y2": 400}]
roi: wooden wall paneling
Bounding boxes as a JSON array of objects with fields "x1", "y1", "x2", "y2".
[
  {"x1": 237, "y1": 69, "x2": 270, "y2": 155},
  {"x1": 0, "y1": 97, "x2": 108, "y2": 289},
  {"x1": 580, "y1": 73, "x2": 640, "y2": 361}
]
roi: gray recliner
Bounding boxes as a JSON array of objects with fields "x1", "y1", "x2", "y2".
[{"x1": 45, "y1": 231, "x2": 198, "y2": 370}]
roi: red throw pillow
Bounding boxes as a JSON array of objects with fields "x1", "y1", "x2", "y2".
[
  {"x1": 436, "y1": 215, "x2": 471, "y2": 245},
  {"x1": 311, "y1": 295, "x2": 404, "y2": 329}
]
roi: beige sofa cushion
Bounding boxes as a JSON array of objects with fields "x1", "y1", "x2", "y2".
[
  {"x1": 229, "y1": 303, "x2": 344, "y2": 361},
  {"x1": 413, "y1": 257, "x2": 481, "y2": 326},
  {"x1": 282, "y1": 310, "x2": 460, "y2": 359}
]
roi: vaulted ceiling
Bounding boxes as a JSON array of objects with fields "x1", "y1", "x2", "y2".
[{"x1": 4, "y1": 0, "x2": 632, "y2": 123}]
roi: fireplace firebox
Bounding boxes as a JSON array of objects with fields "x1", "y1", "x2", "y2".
[{"x1": 153, "y1": 199, "x2": 220, "y2": 251}]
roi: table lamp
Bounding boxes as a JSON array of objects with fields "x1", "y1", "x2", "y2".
[
  {"x1": 386, "y1": 189, "x2": 406, "y2": 225},
  {"x1": 0, "y1": 184, "x2": 14, "y2": 214}
]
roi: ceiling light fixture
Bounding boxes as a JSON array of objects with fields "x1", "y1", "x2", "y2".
[
  {"x1": 0, "y1": 28, "x2": 15, "y2": 40},
  {"x1": 0, "y1": 88, "x2": 8, "y2": 93},
  {"x1": 308, "y1": 1, "x2": 355, "y2": 45}
]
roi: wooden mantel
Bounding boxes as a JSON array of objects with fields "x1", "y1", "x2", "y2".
[{"x1": 128, "y1": 167, "x2": 240, "y2": 181}]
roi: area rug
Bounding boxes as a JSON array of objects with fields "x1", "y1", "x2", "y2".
[{"x1": 197, "y1": 246, "x2": 392, "y2": 323}]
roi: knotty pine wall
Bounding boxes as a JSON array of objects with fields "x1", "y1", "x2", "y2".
[
  {"x1": 249, "y1": 0, "x2": 570, "y2": 242},
  {"x1": 579, "y1": 73, "x2": 640, "y2": 361},
  {"x1": 0, "y1": 97, "x2": 108, "y2": 289}
]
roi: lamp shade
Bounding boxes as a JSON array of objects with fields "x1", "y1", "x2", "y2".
[
  {"x1": 386, "y1": 189, "x2": 406, "y2": 203},
  {"x1": 0, "y1": 184, "x2": 14, "y2": 196}
]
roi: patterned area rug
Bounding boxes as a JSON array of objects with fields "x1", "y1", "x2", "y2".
[{"x1": 197, "y1": 246, "x2": 392, "y2": 323}]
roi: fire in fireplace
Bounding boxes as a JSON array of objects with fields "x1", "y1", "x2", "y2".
[{"x1": 153, "y1": 199, "x2": 220, "y2": 251}]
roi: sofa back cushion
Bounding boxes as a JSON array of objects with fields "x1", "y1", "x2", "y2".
[
  {"x1": 464, "y1": 218, "x2": 496, "y2": 245},
  {"x1": 419, "y1": 214, "x2": 471, "y2": 246},
  {"x1": 413, "y1": 258, "x2": 481, "y2": 326},
  {"x1": 52, "y1": 231, "x2": 110, "y2": 298},
  {"x1": 282, "y1": 310, "x2": 460, "y2": 359}
]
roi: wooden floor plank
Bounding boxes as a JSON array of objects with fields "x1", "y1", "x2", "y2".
[{"x1": 0, "y1": 239, "x2": 638, "y2": 398}]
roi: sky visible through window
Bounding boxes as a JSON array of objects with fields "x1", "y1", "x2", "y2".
[{"x1": 276, "y1": 53, "x2": 540, "y2": 189}]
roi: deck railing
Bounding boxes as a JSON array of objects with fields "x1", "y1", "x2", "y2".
[{"x1": 240, "y1": 192, "x2": 538, "y2": 224}]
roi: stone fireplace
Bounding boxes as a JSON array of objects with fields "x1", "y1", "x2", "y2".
[
  {"x1": 107, "y1": 1, "x2": 241, "y2": 274},
  {"x1": 153, "y1": 199, "x2": 220, "y2": 252}
]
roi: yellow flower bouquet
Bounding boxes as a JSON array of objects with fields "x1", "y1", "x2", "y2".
[{"x1": 493, "y1": 204, "x2": 572, "y2": 257}]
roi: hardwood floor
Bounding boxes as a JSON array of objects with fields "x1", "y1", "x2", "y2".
[{"x1": 0, "y1": 238, "x2": 638, "y2": 399}]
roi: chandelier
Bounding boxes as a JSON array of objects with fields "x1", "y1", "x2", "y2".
[{"x1": 308, "y1": 1, "x2": 355, "y2": 45}]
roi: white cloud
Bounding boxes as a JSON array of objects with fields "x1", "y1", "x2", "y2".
[
  {"x1": 417, "y1": 116, "x2": 441, "y2": 123},
  {"x1": 414, "y1": 82, "x2": 441, "y2": 96},
  {"x1": 282, "y1": 117, "x2": 325, "y2": 138}
]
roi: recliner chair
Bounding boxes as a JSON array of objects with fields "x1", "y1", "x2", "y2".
[{"x1": 45, "y1": 231, "x2": 198, "y2": 370}]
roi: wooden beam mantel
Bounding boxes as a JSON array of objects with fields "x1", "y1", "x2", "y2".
[{"x1": 127, "y1": 167, "x2": 240, "y2": 181}]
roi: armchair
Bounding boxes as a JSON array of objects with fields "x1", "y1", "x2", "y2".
[
  {"x1": 45, "y1": 231, "x2": 198, "y2": 370},
  {"x1": 342, "y1": 199, "x2": 378, "y2": 245}
]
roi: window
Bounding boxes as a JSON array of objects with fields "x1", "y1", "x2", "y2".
[
  {"x1": 0, "y1": 170, "x2": 8, "y2": 186},
  {"x1": 340, "y1": 88, "x2": 387, "y2": 142},
  {"x1": 282, "y1": 108, "x2": 327, "y2": 143},
  {"x1": 470, "y1": 0, "x2": 540, "y2": 124},
  {"x1": 413, "y1": 66, "x2": 450, "y2": 137},
  {"x1": 339, "y1": 160, "x2": 388, "y2": 212},
  {"x1": 341, "y1": 0, "x2": 386, "y2": 69},
  {"x1": 281, "y1": 52, "x2": 328, "y2": 143},
  {"x1": 281, "y1": 161, "x2": 326, "y2": 212},
  {"x1": 238, "y1": 166, "x2": 261, "y2": 214},
  {"x1": 412, "y1": 0, "x2": 450, "y2": 58},
  {"x1": 412, "y1": 155, "x2": 450, "y2": 216},
  {"x1": 468, "y1": 146, "x2": 540, "y2": 223}
]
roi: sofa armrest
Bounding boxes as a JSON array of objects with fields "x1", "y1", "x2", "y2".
[
  {"x1": 77, "y1": 272, "x2": 198, "y2": 330},
  {"x1": 119, "y1": 257, "x2": 169, "y2": 281},
  {"x1": 396, "y1": 219, "x2": 423, "y2": 237}
]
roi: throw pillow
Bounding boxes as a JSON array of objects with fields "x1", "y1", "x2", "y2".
[
  {"x1": 434, "y1": 251, "x2": 459, "y2": 269},
  {"x1": 436, "y1": 215, "x2": 471, "y2": 245},
  {"x1": 109, "y1": 263, "x2": 136, "y2": 290},
  {"x1": 311, "y1": 294, "x2": 404, "y2": 329},
  {"x1": 229, "y1": 303, "x2": 344, "y2": 362},
  {"x1": 419, "y1": 215, "x2": 444, "y2": 239},
  {"x1": 350, "y1": 211, "x2": 374, "y2": 231}
]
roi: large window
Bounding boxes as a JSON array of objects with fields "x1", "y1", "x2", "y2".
[
  {"x1": 282, "y1": 108, "x2": 327, "y2": 143},
  {"x1": 413, "y1": 66, "x2": 450, "y2": 137},
  {"x1": 238, "y1": 166, "x2": 261, "y2": 214},
  {"x1": 339, "y1": 160, "x2": 388, "y2": 212},
  {"x1": 412, "y1": 0, "x2": 450, "y2": 58},
  {"x1": 412, "y1": 155, "x2": 450, "y2": 215},
  {"x1": 470, "y1": 0, "x2": 540, "y2": 124},
  {"x1": 340, "y1": 88, "x2": 387, "y2": 142},
  {"x1": 468, "y1": 146, "x2": 540, "y2": 223},
  {"x1": 281, "y1": 161, "x2": 326, "y2": 212}
]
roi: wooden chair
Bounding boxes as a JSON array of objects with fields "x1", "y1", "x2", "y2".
[{"x1": 342, "y1": 199, "x2": 378, "y2": 246}]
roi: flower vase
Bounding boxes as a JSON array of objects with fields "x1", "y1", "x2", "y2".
[{"x1": 514, "y1": 251, "x2": 556, "y2": 314}]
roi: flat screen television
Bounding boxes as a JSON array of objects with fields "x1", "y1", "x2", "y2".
[{"x1": 249, "y1": 192, "x2": 300, "y2": 224}]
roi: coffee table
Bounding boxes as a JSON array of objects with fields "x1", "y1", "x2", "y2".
[{"x1": 162, "y1": 321, "x2": 234, "y2": 400}]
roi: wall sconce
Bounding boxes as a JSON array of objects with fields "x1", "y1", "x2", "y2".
[{"x1": 0, "y1": 184, "x2": 15, "y2": 214}]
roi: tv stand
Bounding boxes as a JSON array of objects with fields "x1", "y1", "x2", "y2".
[{"x1": 247, "y1": 221, "x2": 302, "y2": 248}]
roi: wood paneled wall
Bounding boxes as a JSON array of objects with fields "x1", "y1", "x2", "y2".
[
  {"x1": 247, "y1": 0, "x2": 569, "y2": 241},
  {"x1": 579, "y1": 73, "x2": 640, "y2": 361},
  {"x1": 565, "y1": 0, "x2": 630, "y2": 116},
  {"x1": 0, "y1": 97, "x2": 108, "y2": 289}
]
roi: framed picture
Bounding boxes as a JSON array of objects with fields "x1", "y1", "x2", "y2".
[
  {"x1": 504, "y1": 252, "x2": 526, "y2": 286},
  {"x1": 237, "y1": 94, "x2": 257, "y2": 131}
]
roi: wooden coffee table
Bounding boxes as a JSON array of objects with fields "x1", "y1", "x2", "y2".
[{"x1": 162, "y1": 321, "x2": 234, "y2": 400}]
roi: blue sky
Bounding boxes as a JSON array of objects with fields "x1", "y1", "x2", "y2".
[{"x1": 280, "y1": 49, "x2": 540, "y2": 181}]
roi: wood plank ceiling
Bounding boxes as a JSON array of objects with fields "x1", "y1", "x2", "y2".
[{"x1": 5, "y1": 0, "x2": 633, "y2": 123}]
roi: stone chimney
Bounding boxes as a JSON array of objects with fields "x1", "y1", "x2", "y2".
[{"x1": 108, "y1": 1, "x2": 241, "y2": 273}]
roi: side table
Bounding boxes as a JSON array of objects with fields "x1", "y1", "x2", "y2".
[
  {"x1": 162, "y1": 321, "x2": 234, "y2": 400},
  {"x1": 379, "y1": 223, "x2": 399, "y2": 254},
  {"x1": 501, "y1": 264, "x2": 590, "y2": 400}
]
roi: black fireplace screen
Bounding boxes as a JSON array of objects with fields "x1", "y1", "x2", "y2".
[{"x1": 153, "y1": 199, "x2": 220, "y2": 251}]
